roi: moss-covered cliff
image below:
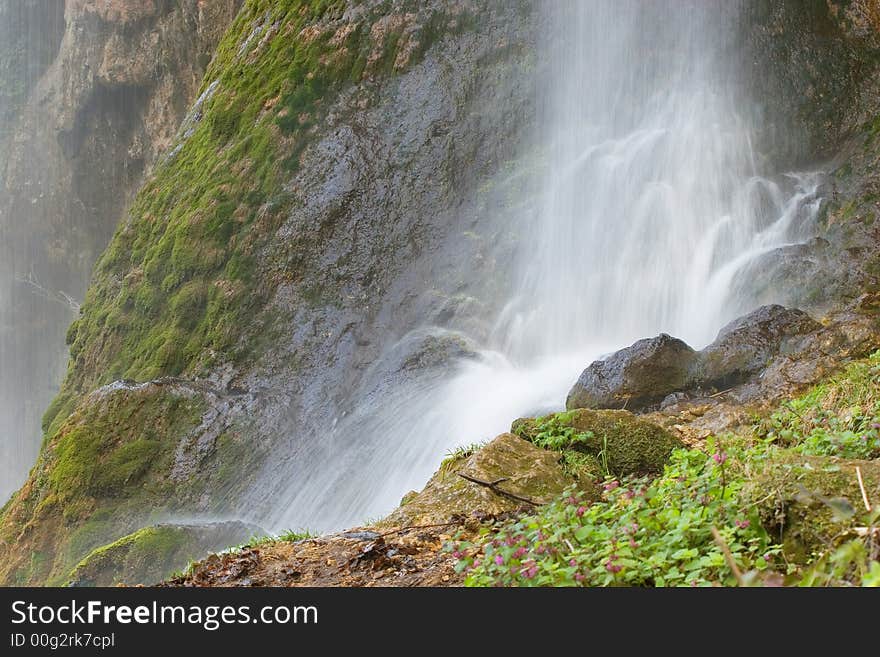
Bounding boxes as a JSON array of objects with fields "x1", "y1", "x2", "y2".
[
  {"x1": 1, "y1": 0, "x2": 536, "y2": 585},
  {"x1": 0, "y1": 0, "x2": 243, "y2": 501}
]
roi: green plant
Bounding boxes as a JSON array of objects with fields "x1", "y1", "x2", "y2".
[
  {"x1": 792, "y1": 501, "x2": 880, "y2": 587},
  {"x1": 241, "y1": 529, "x2": 315, "y2": 549},
  {"x1": 439, "y1": 442, "x2": 486, "y2": 473},
  {"x1": 531, "y1": 412, "x2": 594, "y2": 451},
  {"x1": 449, "y1": 440, "x2": 780, "y2": 587},
  {"x1": 760, "y1": 351, "x2": 880, "y2": 459}
]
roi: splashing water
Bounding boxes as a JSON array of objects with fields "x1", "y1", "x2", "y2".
[{"x1": 267, "y1": 1, "x2": 823, "y2": 531}]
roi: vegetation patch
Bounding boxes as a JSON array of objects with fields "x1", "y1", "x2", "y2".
[
  {"x1": 456, "y1": 352, "x2": 880, "y2": 587},
  {"x1": 759, "y1": 350, "x2": 880, "y2": 459},
  {"x1": 514, "y1": 408, "x2": 683, "y2": 477}
]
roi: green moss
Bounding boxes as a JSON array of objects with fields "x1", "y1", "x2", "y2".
[
  {"x1": 522, "y1": 409, "x2": 683, "y2": 476},
  {"x1": 4, "y1": 0, "x2": 484, "y2": 587},
  {"x1": 745, "y1": 451, "x2": 880, "y2": 563},
  {"x1": 66, "y1": 526, "x2": 194, "y2": 587}
]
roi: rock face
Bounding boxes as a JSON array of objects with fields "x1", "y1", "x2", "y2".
[
  {"x1": 384, "y1": 433, "x2": 591, "y2": 527},
  {"x1": 0, "y1": 0, "x2": 539, "y2": 585},
  {"x1": 695, "y1": 305, "x2": 822, "y2": 387},
  {"x1": 566, "y1": 335, "x2": 698, "y2": 411},
  {"x1": 66, "y1": 521, "x2": 261, "y2": 587},
  {"x1": 567, "y1": 305, "x2": 822, "y2": 413},
  {"x1": 0, "y1": 0, "x2": 242, "y2": 500}
]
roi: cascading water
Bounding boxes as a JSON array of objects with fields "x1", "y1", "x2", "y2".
[{"x1": 266, "y1": 0, "x2": 823, "y2": 533}]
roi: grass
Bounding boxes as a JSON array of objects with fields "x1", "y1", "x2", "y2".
[
  {"x1": 439, "y1": 442, "x2": 487, "y2": 474},
  {"x1": 759, "y1": 350, "x2": 880, "y2": 459},
  {"x1": 241, "y1": 529, "x2": 316, "y2": 549}
]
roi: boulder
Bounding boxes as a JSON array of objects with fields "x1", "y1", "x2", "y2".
[
  {"x1": 694, "y1": 305, "x2": 821, "y2": 388},
  {"x1": 566, "y1": 334, "x2": 698, "y2": 411},
  {"x1": 383, "y1": 433, "x2": 594, "y2": 526},
  {"x1": 566, "y1": 305, "x2": 822, "y2": 413}
]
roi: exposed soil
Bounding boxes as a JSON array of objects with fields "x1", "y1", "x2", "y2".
[{"x1": 163, "y1": 517, "x2": 513, "y2": 588}]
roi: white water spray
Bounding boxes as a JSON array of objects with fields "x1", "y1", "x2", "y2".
[{"x1": 268, "y1": 1, "x2": 822, "y2": 532}]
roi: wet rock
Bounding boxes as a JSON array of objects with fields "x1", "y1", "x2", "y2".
[
  {"x1": 694, "y1": 305, "x2": 821, "y2": 388},
  {"x1": 566, "y1": 334, "x2": 698, "y2": 412},
  {"x1": 383, "y1": 433, "x2": 593, "y2": 527}
]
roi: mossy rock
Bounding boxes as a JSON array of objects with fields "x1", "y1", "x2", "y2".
[
  {"x1": 514, "y1": 409, "x2": 683, "y2": 476},
  {"x1": 383, "y1": 433, "x2": 596, "y2": 527},
  {"x1": 746, "y1": 451, "x2": 880, "y2": 562},
  {"x1": 66, "y1": 522, "x2": 262, "y2": 587}
]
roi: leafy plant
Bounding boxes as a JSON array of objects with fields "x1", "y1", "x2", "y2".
[
  {"x1": 439, "y1": 442, "x2": 486, "y2": 474},
  {"x1": 760, "y1": 351, "x2": 880, "y2": 459},
  {"x1": 449, "y1": 440, "x2": 780, "y2": 587},
  {"x1": 241, "y1": 529, "x2": 315, "y2": 549},
  {"x1": 531, "y1": 412, "x2": 595, "y2": 452}
]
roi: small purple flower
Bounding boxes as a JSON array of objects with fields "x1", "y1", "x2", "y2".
[
  {"x1": 713, "y1": 452, "x2": 728, "y2": 465},
  {"x1": 495, "y1": 554, "x2": 504, "y2": 566},
  {"x1": 576, "y1": 506, "x2": 587, "y2": 517},
  {"x1": 452, "y1": 550, "x2": 462, "y2": 559},
  {"x1": 605, "y1": 561, "x2": 622, "y2": 574},
  {"x1": 629, "y1": 538, "x2": 638, "y2": 548},
  {"x1": 536, "y1": 545, "x2": 546, "y2": 555},
  {"x1": 603, "y1": 481, "x2": 619, "y2": 492},
  {"x1": 514, "y1": 547, "x2": 527, "y2": 559},
  {"x1": 735, "y1": 519, "x2": 750, "y2": 530},
  {"x1": 525, "y1": 567, "x2": 538, "y2": 579},
  {"x1": 569, "y1": 559, "x2": 578, "y2": 567},
  {"x1": 505, "y1": 536, "x2": 516, "y2": 547},
  {"x1": 574, "y1": 573, "x2": 585, "y2": 582},
  {"x1": 472, "y1": 559, "x2": 480, "y2": 568}
]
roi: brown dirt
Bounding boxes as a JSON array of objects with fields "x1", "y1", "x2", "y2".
[{"x1": 162, "y1": 518, "x2": 504, "y2": 588}]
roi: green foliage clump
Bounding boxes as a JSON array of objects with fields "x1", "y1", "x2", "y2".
[
  {"x1": 516, "y1": 409, "x2": 681, "y2": 477},
  {"x1": 242, "y1": 529, "x2": 315, "y2": 549},
  {"x1": 452, "y1": 440, "x2": 780, "y2": 587},
  {"x1": 760, "y1": 350, "x2": 880, "y2": 459},
  {"x1": 439, "y1": 442, "x2": 486, "y2": 474}
]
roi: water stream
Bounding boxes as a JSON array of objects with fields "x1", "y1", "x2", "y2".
[{"x1": 268, "y1": 1, "x2": 822, "y2": 532}]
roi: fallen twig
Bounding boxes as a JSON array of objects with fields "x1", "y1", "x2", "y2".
[
  {"x1": 378, "y1": 521, "x2": 462, "y2": 539},
  {"x1": 457, "y1": 473, "x2": 542, "y2": 506},
  {"x1": 855, "y1": 466, "x2": 872, "y2": 512},
  {"x1": 711, "y1": 526, "x2": 744, "y2": 586},
  {"x1": 709, "y1": 388, "x2": 733, "y2": 399}
]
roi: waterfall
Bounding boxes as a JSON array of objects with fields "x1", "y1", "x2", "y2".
[{"x1": 266, "y1": 1, "x2": 823, "y2": 532}]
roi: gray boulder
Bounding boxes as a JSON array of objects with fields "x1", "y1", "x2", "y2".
[
  {"x1": 694, "y1": 305, "x2": 821, "y2": 388},
  {"x1": 566, "y1": 334, "x2": 697, "y2": 411},
  {"x1": 566, "y1": 305, "x2": 822, "y2": 412}
]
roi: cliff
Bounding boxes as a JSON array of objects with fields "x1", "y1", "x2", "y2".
[
  {"x1": 0, "y1": 0, "x2": 242, "y2": 499},
  {"x1": 0, "y1": 0, "x2": 536, "y2": 585}
]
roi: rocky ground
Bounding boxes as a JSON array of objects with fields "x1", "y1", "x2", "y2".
[
  {"x1": 163, "y1": 523, "x2": 483, "y2": 587},
  {"x1": 164, "y1": 298, "x2": 880, "y2": 587}
]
